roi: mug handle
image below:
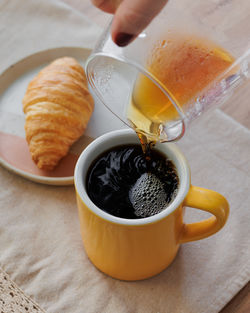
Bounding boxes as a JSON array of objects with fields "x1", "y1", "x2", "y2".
[{"x1": 179, "y1": 185, "x2": 229, "y2": 243}]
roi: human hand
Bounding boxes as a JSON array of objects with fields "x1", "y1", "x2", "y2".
[{"x1": 92, "y1": 0, "x2": 168, "y2": 46}]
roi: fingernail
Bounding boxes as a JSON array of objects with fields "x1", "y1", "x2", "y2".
[{"x1": 115, "y1": 32, "x2": 134, "y2": 47}]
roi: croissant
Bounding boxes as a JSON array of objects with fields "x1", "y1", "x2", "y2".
[{"x1": 22, "y1": 57, "x2": 94, "y2": 171}]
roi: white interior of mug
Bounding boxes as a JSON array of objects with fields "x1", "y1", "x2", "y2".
[{"x1": 74, "y1": 129, "x2": 190, "y2": 226}]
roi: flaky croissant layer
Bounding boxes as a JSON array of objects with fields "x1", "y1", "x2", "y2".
[{"x1": 23, "y1": 57, "x2": 94, "y2": 170}]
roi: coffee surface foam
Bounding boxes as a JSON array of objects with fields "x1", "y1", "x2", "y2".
[{"x1": 129, "y1": 173, "x2": 167, "y2": 217}]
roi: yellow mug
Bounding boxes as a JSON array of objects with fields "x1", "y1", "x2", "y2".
[{"x1": 74, "y1": 129, "x2": 229, "y2": 281}]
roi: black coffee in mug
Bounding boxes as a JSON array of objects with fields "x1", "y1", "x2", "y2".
[{"x1": 86, "y1": 144, "x2": 179, "y2": 219}]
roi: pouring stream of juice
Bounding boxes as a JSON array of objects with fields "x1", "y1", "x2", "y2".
[{"x1": 127, "y1": 33, "x2": 236, "y2": 154}]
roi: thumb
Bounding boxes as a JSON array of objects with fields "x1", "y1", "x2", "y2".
[{"x1": 111, "y1": 0, "x2": 168, "y2": 46}]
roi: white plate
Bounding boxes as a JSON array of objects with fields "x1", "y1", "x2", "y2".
[{"x1": 0, "y1": 47, "x2": 126, "y2": 185}]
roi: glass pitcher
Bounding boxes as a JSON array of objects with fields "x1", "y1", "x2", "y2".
[{"x1": 85, "y1": 0, "x2": 250, "y2": 142}]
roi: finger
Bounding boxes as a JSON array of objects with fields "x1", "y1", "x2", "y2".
[
  {"x1": 91, "y1": 0, "x2": 122, "y2": 14},
  {"x1": 111, "y1": 0, "x2": 168, "y2": 46}
]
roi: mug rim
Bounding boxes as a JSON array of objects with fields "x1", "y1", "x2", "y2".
[{"x1": 74, "y1": 129, "x2": 190, "y2": 226}]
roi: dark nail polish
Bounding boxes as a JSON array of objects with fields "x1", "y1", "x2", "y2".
[{"x1": 115, "y1": 32, "x2": 134, "y2": 47}]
